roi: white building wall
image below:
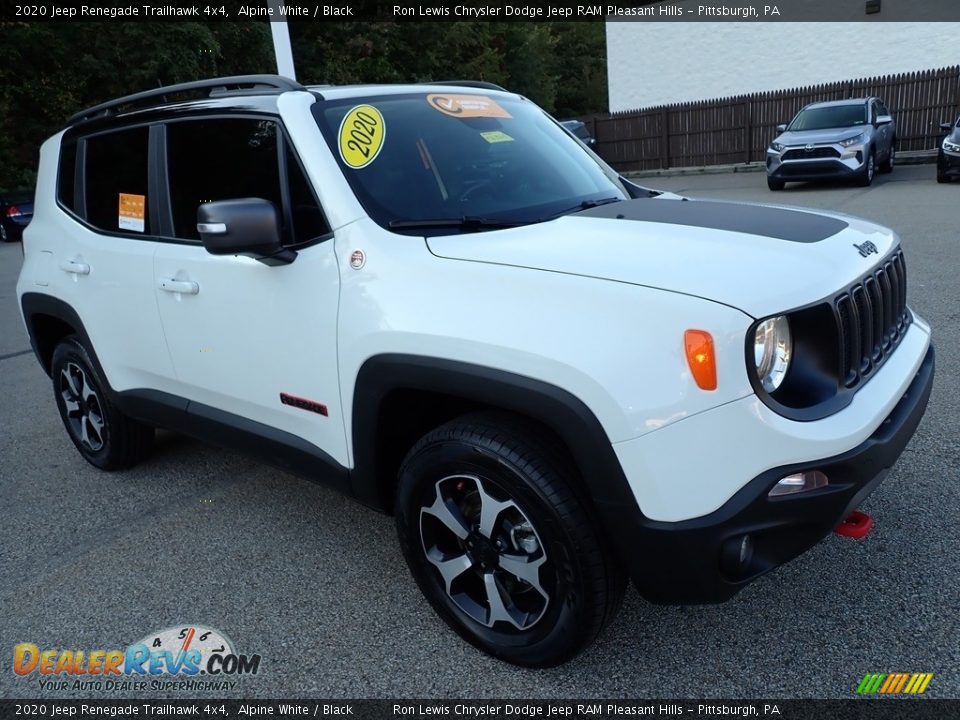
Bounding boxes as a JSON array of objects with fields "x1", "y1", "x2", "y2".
[{"x1": 607, "y1": 21, "x2": 959, "y2": 111}]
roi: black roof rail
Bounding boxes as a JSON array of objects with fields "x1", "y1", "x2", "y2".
[
  {"x1": 67, "y1": 75, "x2": 306, "y2": 126},
  {"x1": 424, "y1": 80, "x2": 508, "y2": 92}
]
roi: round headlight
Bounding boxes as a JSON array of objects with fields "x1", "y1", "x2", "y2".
[{"x1": 754, "y1": 316, "x2": 792, "y2": 392}]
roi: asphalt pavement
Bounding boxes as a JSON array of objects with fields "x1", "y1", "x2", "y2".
[{"x1": 1, "y1": 165, "x2": 957, "y2": 700}]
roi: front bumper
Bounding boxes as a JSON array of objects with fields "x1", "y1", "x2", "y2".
[
  {"x1": 938, "y1": 148, "x2": 960, "y2": 178},
  {"x1": 767, "y1": 143, "x2": 868, "y2": 182},
  {"x1": 608, "y1": 344, "x2": 934, "y2": 605}
]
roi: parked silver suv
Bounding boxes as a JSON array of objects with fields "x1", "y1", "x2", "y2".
[{"x1": 766, "y1": 98, "x2": 896, "y2": 190}]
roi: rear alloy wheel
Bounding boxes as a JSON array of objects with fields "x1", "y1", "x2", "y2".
[
  {"x1": 396, "y1": 413, "x2": 625, "y2": 667},
  {"x1": 0, "y1": 223, "x2": 7, "y2": 242},
  {"x1": 858, "y1": 149, "x2": 876, "y2": 186},
  {"x1": 767, "y1": 176, "x2": 785, "y2": 191},
  {"x1": 51, "y1": 336, "x2": 154, "y2": 470}
]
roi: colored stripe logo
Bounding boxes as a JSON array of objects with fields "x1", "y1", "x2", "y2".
[{"x1": 857, "y1": 673, "x2": 933, "y2": 694}]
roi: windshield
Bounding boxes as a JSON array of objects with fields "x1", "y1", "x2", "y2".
[
  {"x1": 313, "y1": 93, "x2": 627, "y2": 234},
  {"x1": 788, "y1": 105, "x2": 867, "y2": 131}
]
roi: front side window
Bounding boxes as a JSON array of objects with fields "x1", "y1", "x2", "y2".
[
  {"x1": 165, "y1": 118, "x2": 327, "y2": 245},
  {"x1": 166, "y1": 118, "x2": 282, "y2": 241},
  {"x1": 85, "y1": 127, "x2": 150, "y2": 234},
  {"x1": 285, "y1": 143, "x2": 330, "y2": 244},
  {"x1": 313, "y1": 93, "x2": 627, "y2": 234},
  {"x1": 789, "y1": 104, "x2": 868, "y2": 131}
]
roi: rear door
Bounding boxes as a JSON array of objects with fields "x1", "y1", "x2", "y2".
[
  {"x1": 44, "y1": 126, "x2": 176, "y2": 394},
  {"x1": 152, "y1": 115, "x2": 348, "y2": 466}
]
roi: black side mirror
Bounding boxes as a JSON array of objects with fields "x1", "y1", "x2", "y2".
[
  {"x1": 941, "y1": 122, "x2": 955, "y2": 133},
  {"x1": 776, "y1": 123, "x2": 787, "y2": 133},
  {"x1": 197, "y1": 198, "x2": 296, "y2": 266}
]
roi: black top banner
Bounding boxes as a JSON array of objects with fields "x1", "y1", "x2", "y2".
[
  {"x1": 1, "y1": 700, "x2": 959, "y2": 720},
  {"x1": 5, "y1": 0, "x2": 960, "y2": 22}
]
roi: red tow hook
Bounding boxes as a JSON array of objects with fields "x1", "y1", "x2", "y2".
[{"x1": 834, "y1": 510, "x2": 873, "y2": 539}]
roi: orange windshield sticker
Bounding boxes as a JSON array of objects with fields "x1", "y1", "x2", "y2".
[
  {"x1": 427, "y1": 94, "x2": 512, "y2": 119},
  {"x1": 118, "y1": 193, "x2": 145, "y2": 232}
]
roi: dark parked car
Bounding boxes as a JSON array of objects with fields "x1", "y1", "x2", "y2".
[
  {"x1": 766, "y1": 98, "x2": 896, "y2": 190},
  {"x1": 560, "y1": 119, "x2": 597, "y2": 148},
  {"x1": 0, "y1": 190, "x2": 34, "y2": 242},
  {"x1": 937, "y1": 117, "x2": 960, "y2": 183}
]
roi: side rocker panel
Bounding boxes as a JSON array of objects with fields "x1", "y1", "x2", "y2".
[{"x1": 20, "y1": 293, "x2": 350, "y2": 494}]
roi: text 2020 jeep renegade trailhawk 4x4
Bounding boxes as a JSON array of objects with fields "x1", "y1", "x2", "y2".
[{"x1": 17, "y1": 76, "x2": 934, "y2": 667}]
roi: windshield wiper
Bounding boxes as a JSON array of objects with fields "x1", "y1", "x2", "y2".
[
  {"x1": 388, "y1": 216, "x2": 530, "y2": 231},
  {"x1": 546, "y1": 196, "x2": 624, "y2": 220}
]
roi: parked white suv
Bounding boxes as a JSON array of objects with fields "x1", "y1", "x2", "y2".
[{"x1": 17, "y1": 76, "x2": 934, "y2": 667}]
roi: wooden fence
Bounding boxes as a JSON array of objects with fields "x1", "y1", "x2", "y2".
[{"x1": 583, "y1": 66, "x2": 960, "y2": 172}]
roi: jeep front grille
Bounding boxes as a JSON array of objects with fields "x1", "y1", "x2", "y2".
[{"x1": 835, "y1": 250, "x2": 909, "y2": 388}]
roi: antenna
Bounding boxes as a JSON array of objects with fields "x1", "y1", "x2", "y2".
[{"x1": 267, "y1": 0, "x2": 297, "y2": 80}]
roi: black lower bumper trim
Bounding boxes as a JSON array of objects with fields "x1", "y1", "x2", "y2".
[
  {"x1": 769, "y1": 162, "x2": 862, "y2": 181},
  {"x1": 613, "y1": 343, "x2": 934, "y2": 605}
]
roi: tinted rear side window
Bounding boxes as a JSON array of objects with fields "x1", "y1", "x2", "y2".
[
  {"x1": 58, "y1": 139, "x2": 78, "y2": 213},
  {"x1": 85, "y1": 127, "x2": 151, "y2": 234},
  {"x1": 166, "y1": 119, "x2": 281, "y2": 241}
]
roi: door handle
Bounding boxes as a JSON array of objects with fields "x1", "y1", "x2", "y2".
[
  {"x1": 60, "y1": 261, "x2": 90, "y2": 275},
  {"x1": 158, "y1": 278, "x2": 200, "y2": 295}
]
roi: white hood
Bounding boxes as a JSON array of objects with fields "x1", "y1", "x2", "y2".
[{"x1": 426, "y1": 198, "x2": 898, "y2": 318}]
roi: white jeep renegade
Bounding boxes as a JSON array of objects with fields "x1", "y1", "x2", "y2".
[{"x1": 17, "y1": 76, "x2": 934, "y2": 667}]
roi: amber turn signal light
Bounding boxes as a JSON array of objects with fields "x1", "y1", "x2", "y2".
[{"x1": 684, "y1": 329, "x2": 717, "y2": 391}]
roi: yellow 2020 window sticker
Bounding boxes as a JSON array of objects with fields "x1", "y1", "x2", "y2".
[
  {"x1": 480, "y1": 130, "x2": 514, "y2": 144},
  {"x1": 339, "y1": 105, "x2": 385, "y2": 169},
  {"x1": 427, "y1": 94, "x2": 513, "y2": 119},
  {"x1": 118, "y1": 193, "x2": 145, "y2": 232}
]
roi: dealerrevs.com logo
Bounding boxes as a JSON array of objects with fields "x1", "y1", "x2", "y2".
[{"x1": 13, "y1": 625, "x2": 261, "y2": 692}]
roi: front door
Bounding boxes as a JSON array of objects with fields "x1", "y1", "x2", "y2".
[{"x1": 152, "y1": 116, "x2": 347, "y2": 467}]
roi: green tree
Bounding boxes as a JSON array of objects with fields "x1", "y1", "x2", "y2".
[
  {"x1": 0, "y1": 20, "x2": 607, "y2": 192},
  {"x1": 0, "y1": 21, "x2": 272, "y2": 190}
]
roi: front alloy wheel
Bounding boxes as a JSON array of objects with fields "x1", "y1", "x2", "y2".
[
  {"x1": 420, "y1": 474, "x2": 550, "y2": 631},
  {"x1": 396, "y1": 412, "x2": 625, "y2": 667},
  {"x1": 859, "y1": 149, "x2": 875, "y2": 186}
]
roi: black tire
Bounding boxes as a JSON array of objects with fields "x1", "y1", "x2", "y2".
[
  {"x1": 858, "y1": 148, "x2": 876, "y2": 186},
  {"x1": 879, "y1": 141, "x2": 895, "y2": 174},
  {"x1": 395, "y1": 412, "x2": 625, "y2": 667},
  {"x1": 0, "y1": 223, "x2": 8, "y2": 243},
  {"x1": 937, "y1": 173, "x2": 950, "y2": 183},
  {"x1": 767, "y1": 176, "x2": 785, "y2": 191},
  {"x1": 51, "y1": 336, "x2": 154, "y2": 470}
]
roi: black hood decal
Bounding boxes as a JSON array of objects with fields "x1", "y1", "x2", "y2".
[{"x1": 575, "y1": 198, "x2": 848, "y2": 243}]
